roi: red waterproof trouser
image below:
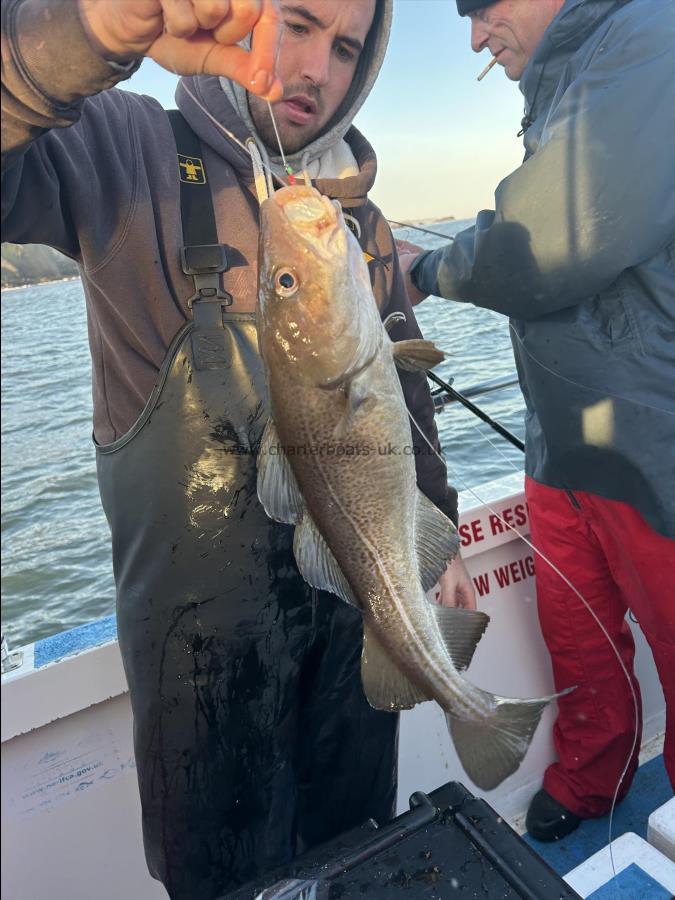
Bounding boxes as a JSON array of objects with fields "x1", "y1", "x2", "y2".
[{"x1": 525, "y1": 476, "x2": 675, "y2": 818}]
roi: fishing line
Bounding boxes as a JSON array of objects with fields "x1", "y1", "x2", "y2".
[
  {"x1": 428, "y1": 369, "x2": 524, "y2": 452},
  {"x1": 509, "y1": 323, "x2": 674, "y2": 416},
  {"x1": 165, "y1": 43, "x2": 638, "y2": 871},
  {"x1": 178, "y1": 79, "x2": 288, "y2": 189},
  {"x1": 266, "y1": 100, "x2": 297, "y2": 184},
  {"x1": 407, "y1": 406, "x2": 639, "y2": 873},
  {"x1": 266, "y1": 100, "x2": 287, "y2": 169},
  {"x1": 387, "y1": 220, "x2": 456, "y2": 242},
  {"x1": 468, "y1": 419, "x2": 524, "y2": 474}
]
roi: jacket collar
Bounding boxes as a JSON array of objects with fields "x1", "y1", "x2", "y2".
[{"x1": 520, "y1": 0, "x2": 629, "y2": 116}]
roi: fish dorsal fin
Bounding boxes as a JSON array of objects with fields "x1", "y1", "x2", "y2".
[
  {"x1": 433, "y1": 606, "x2": 490, "y2": 672},
  {"x1": 361, "y1": 621, "x2": 431, "y2": 711},
  {"x1": 392, "y1": 339, "x2": 445, "y2": 372},
  {"x1": 256, "y1": 418, "x2": 304, "y2": 524},
  {"x1": 415, "y1": 491, "x2": 460, "y2": 591},
  {"x1": 293, "y1": 513, "x2": 359, "y2": 607}
]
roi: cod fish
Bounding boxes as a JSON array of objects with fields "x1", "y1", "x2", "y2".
[{"x1": 256, "y1": 184, "x2": 559, "y2": 790}]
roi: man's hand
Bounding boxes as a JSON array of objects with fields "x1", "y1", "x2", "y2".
[
  {"x1": 395, "y1": 239, "x2": 428, "y2": 306},
  {"x1": 436, "y1": 556, "x2": 476, "y2": 610},
  {"x1": 79, "y1": 0, "x2": 283, "y2": 100}
]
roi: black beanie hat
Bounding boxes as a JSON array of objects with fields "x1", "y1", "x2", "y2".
[{"x1": 456, "y1": 0, "x2": 496, "y2": 14}]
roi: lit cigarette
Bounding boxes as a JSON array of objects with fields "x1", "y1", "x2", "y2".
[{"x1": 477, "y1": 56, "x2": 498, "y2": 81}]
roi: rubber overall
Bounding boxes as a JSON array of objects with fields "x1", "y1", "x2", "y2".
[{"x1": 96, "y1": 115, "x2": 399, "y2": 900}]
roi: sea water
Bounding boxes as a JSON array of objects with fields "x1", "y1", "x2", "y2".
[{"x1": 1, "y1": 221, "x2": 524, "y2": 648}]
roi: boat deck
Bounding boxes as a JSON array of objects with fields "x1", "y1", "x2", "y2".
[
  {"x1": 524, "y1": 750, "x2": 668, "y2": 868},
  {"x1": 3, "y1": 474, "x2": 672, "y2": 898},
  {"x1": 522, "y1": 744, "x2": 674, "y2": 897}
]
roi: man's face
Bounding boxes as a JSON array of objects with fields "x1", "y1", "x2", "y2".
[
  {"x1": 249, "y1": 0, "x2": 376, "y2": 154},
  {"x1": 468, "y1": 0, "x2": 564, "y2": 81}
]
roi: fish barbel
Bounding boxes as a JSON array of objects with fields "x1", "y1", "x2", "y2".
[{"x1": 256, "y1": 184, "x2": 561, "y2": 790}]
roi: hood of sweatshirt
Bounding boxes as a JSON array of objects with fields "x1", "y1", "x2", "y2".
[{"x1": 176, "y1": 0, "x2": 392, "y2": 202}]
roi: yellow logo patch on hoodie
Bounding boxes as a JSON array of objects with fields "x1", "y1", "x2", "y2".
[{"x1": 178, "y1": 155, "x2": 206, "y2": 185}]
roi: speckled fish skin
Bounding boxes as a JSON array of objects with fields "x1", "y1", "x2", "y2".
[
  {"x1": 256, "y1": 185, "x2": 562, "y2": 791},
  {"x1": 257, "y1": 186, "x2": 468, "y2": 702}
]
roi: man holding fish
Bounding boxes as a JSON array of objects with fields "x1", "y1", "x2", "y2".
[
  {"x1": 402, "y1": 0, "x2": 675, "y2": 846},
  {"x1": 1, "y1": 0, "x2": 490, "y2": 895}
]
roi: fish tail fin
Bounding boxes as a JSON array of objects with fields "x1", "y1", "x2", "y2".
[{"x1": 446, "y1": 686, "x2": 573, "y2": 791}]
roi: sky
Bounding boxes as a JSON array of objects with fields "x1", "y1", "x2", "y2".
[{"x1": 120, "y1": 0, "x2": 526, "y2": 221}]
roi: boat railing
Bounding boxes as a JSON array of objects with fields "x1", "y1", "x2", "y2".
[
  {"x1": 431, "y1": 373, "x2": 520, "y2": 411},
  {"x1": 1, "y1": 633, "x2": 23, "y2": 674},
  {"x1": 430, "y1": 372, "x2": 524, "y2": 451}
]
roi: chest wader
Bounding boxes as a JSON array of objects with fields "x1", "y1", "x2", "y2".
[{"x1": 96, "y1": 113, "x2": 399, "y2": 899}]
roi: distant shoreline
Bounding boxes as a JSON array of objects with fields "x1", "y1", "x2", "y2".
[
  {"x1": 2, "y1": 217, "x2": 461, "y2": 291},
  {"x1": 404, "y1": 216, "x2": 455, "y2": 226},
  {"x1": 2, "y1": 275, "x2": 81, "y2": 292}
]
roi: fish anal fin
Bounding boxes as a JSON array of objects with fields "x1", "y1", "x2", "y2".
[
  {"x1": 434, "y1": 607, "x2": 489, "y2": 671},
  {"x1": 416, "y1": 491, "x2": 460, "y2": 591},
  {"x1": 361, "y1": 622, "x2": 430, "y2": 711},
  {"x1": 293, "y1": 514, "x2": 359, "y2": 607},
  {"x1": 392, "y1": 339, "x2": 445, "y2": 372},
  {"x1": 256, "y1": 419, "x2": 304, "y2": 524}
]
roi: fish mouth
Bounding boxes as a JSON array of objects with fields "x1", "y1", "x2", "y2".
[{"x1": 269, "y1": 185, "x2": 341, "y2": 242}]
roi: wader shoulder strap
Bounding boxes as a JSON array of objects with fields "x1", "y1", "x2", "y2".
[{"x1": 167, "y1": 109, "x2": 231, "y2": 310}]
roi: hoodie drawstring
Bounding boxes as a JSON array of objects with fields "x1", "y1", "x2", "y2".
[
  {"x1": 343, "y1": 212, "x2": 361, "y2": 240},
  {"x1": 300, "y1": 151, "x2": 312, "y2": 187},
  {"x1": 247, "y1": 138, "x2": 273, "y2": 205}
]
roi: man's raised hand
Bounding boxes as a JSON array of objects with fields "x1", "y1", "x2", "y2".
[{"x1": 79, "y1": 0, "x2": 283, "y2": 100}]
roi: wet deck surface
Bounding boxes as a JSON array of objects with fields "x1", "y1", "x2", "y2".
[{"x1": 523, "y1": 754, "x2": 672, "y2": 875}]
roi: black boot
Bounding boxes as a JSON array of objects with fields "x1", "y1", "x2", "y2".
[{"x1": 526, "y1": 789, "x2": 582, "y2": 842}]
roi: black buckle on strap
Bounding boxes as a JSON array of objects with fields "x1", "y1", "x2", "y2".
[{"x1": 181, "y1": 244, "x2": 232, "y2": 308}]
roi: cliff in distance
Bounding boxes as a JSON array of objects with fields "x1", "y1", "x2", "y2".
[{"x1": 2, "y1": 243, "x2": 79, "y2": 289}]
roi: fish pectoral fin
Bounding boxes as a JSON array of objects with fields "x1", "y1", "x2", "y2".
[
  {"x1": 293, "y1": 513, "x2": 359, "y2": 607},
  {"x1": 433, "y1": 607, "x2": 489, "y2": 671},
  {"x1": 416, "y1": 491, "x2": 460, "y2": 591},
  {"x1": 361, "y1": 622, "x2": 431, "y2": 711},
  {"x1": 392, "y1": 339, "x2": 445, "y2": 372},
  {"x1": 334, "y1": 374, "x2": 376, "y2": 441},
  {"x1": 446, "y1": 687, "x2": 566, "y2": 790},
  {"x1": 256, "y1": 418, "x2": 304, "y2": 524}
]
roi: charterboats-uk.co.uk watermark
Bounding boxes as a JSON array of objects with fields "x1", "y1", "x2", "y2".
[{"x1": 224, "y1": 441, "x2": 436, "y2": 457}]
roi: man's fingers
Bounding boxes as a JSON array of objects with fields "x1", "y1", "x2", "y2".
[
  {"x1": 200, "y1": 0, "x2": 282, "y2": 99},
  {"x1": 203, "y1": 2, "x2": 282, "y2": 100},
  {"x1": 160, "y1": 0, "x2": 200, "y2": 37},
  {"x1": 151, "y1": 0, "x2": 281, "y2": 97},
  {"x1": 461, "y1": 586, "x2": 477, "y2": 611},
  {"x1": 247, "y1": 0, "x2": 283, "y2": 98},
  {"x1": 161, "y1": 0, "x2": 252, "y2": 40},
  {"x1": 200, "y1": 42, "x2": 278, "y2": 98},
  {"x1": 436, "y1": 558, "x2": 478, "y2": 610},
  {"x1": 212, "y1": 0, "x2": 262, "y2": 45},
  {"x1": 396, "y1": 239, "x2": 424, "y2": 256},
  {"x1": 193, "y1": 0, "x2": 233, "y2": 32}
]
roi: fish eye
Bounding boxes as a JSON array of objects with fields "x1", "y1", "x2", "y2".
[{"x1": 275, "y1": 268, "x2": 299, "y2": 297}]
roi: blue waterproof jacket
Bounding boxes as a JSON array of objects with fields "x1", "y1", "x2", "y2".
[{"x1": 413, "y1": 0, "x2": 675, "y2": 537}]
